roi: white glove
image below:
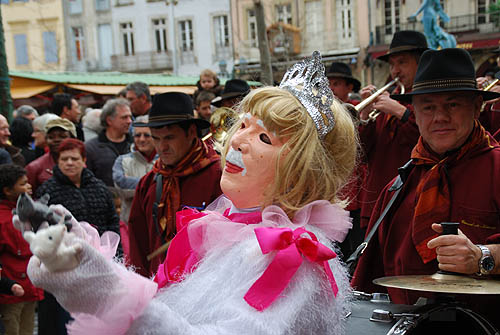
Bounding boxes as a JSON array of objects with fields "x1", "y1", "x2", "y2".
[{"x1": 27, "y1": 236, "x2": 121, "y2": 315}]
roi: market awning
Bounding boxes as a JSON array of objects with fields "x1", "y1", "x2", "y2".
[
  {"x1": 65, "y1": 84, "x2": 195, "y2": 95},
  {"x1": 10, "y1": 76, "x2": 56, "y2": 99}
]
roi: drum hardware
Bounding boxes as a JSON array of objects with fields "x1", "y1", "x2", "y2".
[
  {"x1": 370, "y1": 309, "x2": 421, "y2": 323},
  {"x1": 347, "y1": 297, "x2": 500, "y2": 335},
  {"x1": 355, "y1": 77, "x2": 405, "y2": 123},
  {"x1": 354, "y1": 290, "x2": 391, "y2": 303},
  {"x1": 373, "y1": 272, "x2": 500, "y2": 295}
]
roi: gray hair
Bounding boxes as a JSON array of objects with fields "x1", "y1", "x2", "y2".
[
  {"x1": 125, "y1": 81, "x2": 151, "y2": 102},
  {"x1": 100, "y1": 98, "x2": 130, "y2": 128},
  {"x1": 82, "y1": 108, "x2": 103, "y2": 133},
  {"x1": 16, "y1": 105, "x2": 39, "y2": 118},
  {"x1": 32, "y1": 113, "x2": 59, "y2": 133}
]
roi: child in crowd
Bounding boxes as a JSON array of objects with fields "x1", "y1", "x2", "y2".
[
  {"x1": 109, "y1": 187, "x2": 130, "y2": 261},
  {"x1": 192, "y1": 69, "x2": 223, "y2": 103},
  {"x1": 0, "y1": 164, "x2": 43, "y2": 335}
]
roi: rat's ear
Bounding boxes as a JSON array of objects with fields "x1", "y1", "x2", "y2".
[
  {"x1": 39, "y1": 194, "x2": 50, "y2": 205},
  {"x1": 23, "y1": 231, "x2": 35, "y2": 244}
]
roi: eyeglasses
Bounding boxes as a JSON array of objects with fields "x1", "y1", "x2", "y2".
[{"x1": 134, "y1": 133, "x2": 151, "y2": 138}]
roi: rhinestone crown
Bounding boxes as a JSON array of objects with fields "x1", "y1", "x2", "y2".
[{"x1": 279, "y1": 51, "x2": 335, "y2": 139}]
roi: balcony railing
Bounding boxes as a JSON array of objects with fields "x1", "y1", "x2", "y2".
[
  {"x1": 374, "y1": 11, "x2": 500, "y2": 45},
  {"x1": 111, "y1": 51, "x2": 173, "y2": 72}
]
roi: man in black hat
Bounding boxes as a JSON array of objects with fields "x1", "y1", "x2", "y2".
[
  {"x1": 128, "y1": 92, "x2": 222, "y2": 278},
  {"x1": 352, "y1": 48, "x2": 500, "y2": 328},
  {"x1": 477, "y1": 47, "x2": 500, "y2": 136},
  {"x1": 211, "y1": 79, "x2": 250, "y2": 109},
  {"x1": 326, "y1": 62, "x2": 361, "y2": 104},
  {"x1": 357, "y1": 30, "x2": 427, "y2": 230}
]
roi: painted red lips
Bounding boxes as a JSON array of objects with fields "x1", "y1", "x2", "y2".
[{"x1": 225, "y1": 161, "x2": 244, "y2": 174}]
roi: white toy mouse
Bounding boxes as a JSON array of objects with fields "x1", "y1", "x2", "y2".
[{"x1": 23, "y1": 224, "x2": 81, "y2": 272}]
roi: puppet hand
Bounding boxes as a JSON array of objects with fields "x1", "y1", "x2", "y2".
[
  {"x1": 27, "y1": 238, "x2": 121, "y2": 315},
  {"x1": 47, "y1": 205, "x2": 88, "y2": 239},
  {"x1": 427, "y1": 223, "x2": 482, "y2": 274},
  {"x1": 12, "y1": 215, "x2": 32, "y2": 234}
]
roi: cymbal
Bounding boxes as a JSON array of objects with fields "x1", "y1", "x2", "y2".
[{"x1": 373, "y1": 272, "x2": 500, "y2": 294}]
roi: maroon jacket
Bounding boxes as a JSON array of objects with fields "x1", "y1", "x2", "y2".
[
  {"x1": 128, "y1": 160, "x2": 222, "y2": 278},
  {"x1": 25, "y1": 152, "x2": 56, "y2": 194},
  {"x1": 0, "y1": 200, "x2": 43, "y2": 304},
  {"x1": 358, "y1": 104, "x2": 420, "y2": 228},
  {"x1": 352, "y1": 138, "x2": 500, "y2": 326},
  {"x1": 479, "y1": 102, "x2": 500, "y2": 136}
]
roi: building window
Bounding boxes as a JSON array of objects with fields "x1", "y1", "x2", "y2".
[
  {"x1": 247, "y1": 9, "x2": 257, "y2": 47},
  {"x1": 338, "y1": 0, "x2": 353, "y2": 39},
  {"x1": 98, "y1": 24, "x2": 113, "y2": 69},
  {"x1": 275, "y1": 4, "x2": 292, "y2": 24},
  {"x1": 72, "y1": 27, "x2": 85, "y2": 61},
  {"x1": 120, "y1": 22, "x2": 135, "y2": 56},
  {"x1": 69, "y1": 0, "x2": 83, "y2": 14},
  {"x1": 117, "y1": 0, "x2": 133, "y2": 5},
  {"x1": 95, "y1": 0, "x2": 109, "y2": 11},
  {"x1": 152, "y1": 18, "x2": 168, "y2": 53},
  {"x1": 42, "y1": 31, "x2": 58, "y2": 63},
  {"x1": 14, "y1": 34, "x2": 28, "y2": 65},
  {"x1": 213, "y1": 15, "x2": 229, "y2": 48},
  {"x1": 179, "y1": 20, "x2": 193, "y2": 52},
  {"x1": 478, "y1": 0, "x2": 491, "y2": 24},
  {"x1": 384, "y1": 0, "x2": 400, "y2": 35}
]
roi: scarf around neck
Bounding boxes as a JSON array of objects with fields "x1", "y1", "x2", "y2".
[
  {"x1": 151, "y1": 138, "x2": 220, "y2": 242},
  {"x1": 410, "y1": 120, "x2": 498, "y2": 263}
]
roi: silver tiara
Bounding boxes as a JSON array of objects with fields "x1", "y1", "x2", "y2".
[{"x1": 279, "y1": 51, "x2": 335, "y2": 139}]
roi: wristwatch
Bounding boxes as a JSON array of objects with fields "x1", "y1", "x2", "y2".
[{"x1": 476, "y1": 244, "x2": 495, "y2": 276}]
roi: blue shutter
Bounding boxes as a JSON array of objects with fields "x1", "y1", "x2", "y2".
[
  {"x1": 0, "y1": 1, "x2": 10, "y2": 5},
  {"x1": 43, "y1": 31, "x2": 58, "y2": 63},
  {"x1": 14, "y1": 34, "x2": 28, "y2": 65}
]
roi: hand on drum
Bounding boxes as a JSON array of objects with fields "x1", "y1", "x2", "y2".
[{"x1": 427, "y1": 223, "x2": 481, "y2": 275}]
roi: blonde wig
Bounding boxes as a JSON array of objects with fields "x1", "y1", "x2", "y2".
[{"x1": 222, "y1": 86, "x2": 359, "y2": 218}]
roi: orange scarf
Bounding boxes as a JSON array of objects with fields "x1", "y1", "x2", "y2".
[
  {"x1": 411, "y1": 121, "x2": 497, "y2": 263},
  {"x1": 152, "y1": 138, "x2": 220, "y2": 242}
]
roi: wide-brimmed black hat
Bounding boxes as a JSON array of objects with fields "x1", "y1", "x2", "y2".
[
  {"x1": 391, "y1": 48, "x2": 500, "y2": 103},
  {"x1": 326, "y1": 62, "x2": 361, "y2": 92},
  {"x1": 211, "y1": 79, "x2": 250, "y2": 107},
  {"x1": 378, "y1": 30, "x2": 428, "y2": 62},
  {"x1": 135, "y1": 92, "x2": 210, "y2": 129}
]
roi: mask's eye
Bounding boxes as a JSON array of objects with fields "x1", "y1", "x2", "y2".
[{"x1": 259, "y1": 133, "x2": 272, "y2": 145}]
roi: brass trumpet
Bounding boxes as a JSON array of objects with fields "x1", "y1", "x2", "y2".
[
  {"x1": 483, "y1": 78, "x2": 499, "y2": 92},
  {"x1": 202, "y1": 107, "x2": 241, "y2": 146},
  {"x1": 355, "y1": 77, "x2": 405, "y2": 122},
  {"x1": 480, "y1": 76, "x2": 499, "y2": 113}
]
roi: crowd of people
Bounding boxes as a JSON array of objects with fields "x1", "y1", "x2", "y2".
[{"x1": 0, "y1": 30, "x2": 498, "y2": 334}]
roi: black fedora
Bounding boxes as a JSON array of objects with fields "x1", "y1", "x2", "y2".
[
  {"x1": 378, "y1": 30, "x2": 428, "y2": 62},
  {"x1": 211, "y1": 79, "x2": 250, "y2": 107},
  {"x1": 135, "y1": 92, "x2": 210, "y2": 129},
  {"x1": 326, "y1": 62, "x2": 361, "y2": 92},
  {"x1": 391, "y1": 48, "x2": 500, "y2": 103}
]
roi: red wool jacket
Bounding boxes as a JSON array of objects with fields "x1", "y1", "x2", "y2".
[
  {"x1": 352, "y1": 138, "x2": 500, "y2": 327},
  {"x1": 0, "y1": 200, "x2": 43, "y2": 304},
  {"x1": 358, "y1": 104, "x2": 420, "y2": 228},
  {"x1": 128, "y1": 160, "x2": 223, "y2": 278}
]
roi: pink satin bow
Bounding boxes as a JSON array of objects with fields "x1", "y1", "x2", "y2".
[{"x1": 244, "y1": 226, "x2": 339, "y2": 311}]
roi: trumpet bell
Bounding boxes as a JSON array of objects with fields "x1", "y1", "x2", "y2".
[{"x1": 202, "y1": 107, "x2": 241, "y2": 145}]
